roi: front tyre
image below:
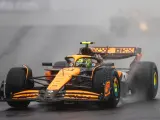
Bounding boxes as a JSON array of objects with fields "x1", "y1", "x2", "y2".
[
  {"x1": 5, "y1": 66, "x2": 34, "y2": 108},
  {"x1": 7, "y1": 101, "x2": 30, "y2": 108},
  {"x1": 92, "y1": 67, "x2": 120, "y2": 108}
]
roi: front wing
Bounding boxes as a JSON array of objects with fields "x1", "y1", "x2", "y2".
[{"x1": 5, "y1": 89, "x2": 110, "y2": 102}]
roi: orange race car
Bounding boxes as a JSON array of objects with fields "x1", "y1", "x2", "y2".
[{"x1": 0, "y1": 41, "x2": 158, "y2": 109}]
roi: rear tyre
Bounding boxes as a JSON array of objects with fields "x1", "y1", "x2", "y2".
[
  {"x1": 5, "y1": 67, "x2": 34, "y2": 108},
  {"x1": 128, "y1": 61, "x2": 158, "y2": 100},
  {"x1": 92, "y1": 67, "x2": 120, "y2": 108}
]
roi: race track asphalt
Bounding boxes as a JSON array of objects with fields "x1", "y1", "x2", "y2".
[{"x1": 0, "y1": 97, "x2": 160, "y2": 120}]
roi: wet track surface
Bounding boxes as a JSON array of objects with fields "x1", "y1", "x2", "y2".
[{"x1": 0, "y1": 98, "x2": 160, "y2": 120}]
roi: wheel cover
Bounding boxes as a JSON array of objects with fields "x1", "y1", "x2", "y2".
[
  {"x1": 154, "y1": 72, "x2": 158, "y2": 89},
  {"x1": 113, "y1": 78, "x2": 119, "y2": 97}
]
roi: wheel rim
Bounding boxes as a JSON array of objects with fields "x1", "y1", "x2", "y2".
[
  {"x1": 113, "y1": 78, "x2": 119, "y2": 97},
  {"x1": 154, "y1": 72, "x2": 158, "y2": 89}
]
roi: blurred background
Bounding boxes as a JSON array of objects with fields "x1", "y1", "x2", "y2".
[{"x1": 0, "y1": 0, "x2": 160, "y2": 81}]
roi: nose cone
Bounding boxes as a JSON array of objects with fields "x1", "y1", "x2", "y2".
[{"x1": 47, "y1": 67, "x2": 80, "y2": 91}]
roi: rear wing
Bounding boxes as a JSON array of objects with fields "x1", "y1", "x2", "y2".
[{"x1": 90, "y1": 47, "x2": 142, "y2": 59}]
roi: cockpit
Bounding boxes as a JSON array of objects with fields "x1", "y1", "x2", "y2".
[{"x1": 65, "y1": 55, "x2": 101, "y2": 68}]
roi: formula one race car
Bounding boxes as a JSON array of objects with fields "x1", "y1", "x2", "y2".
[{"x1": 0, "y1": 41, "x2": 158, "y2": 109}]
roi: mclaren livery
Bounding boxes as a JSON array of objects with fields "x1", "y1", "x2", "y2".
[{"x1": 0, "y1": 41, "x2": 158, "y2": 109}]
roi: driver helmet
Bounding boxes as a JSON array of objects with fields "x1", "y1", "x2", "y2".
[
  {"x1": 85, "y1": 58, "x2": 92, "y2": 68},
  {"x1": 77, "y1": 58, "x2": 92, "y2": 68}
]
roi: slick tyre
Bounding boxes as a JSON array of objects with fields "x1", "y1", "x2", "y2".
[
  {"x1": 128, "y1": 61, "x2": 158, "y2": 100},
  {"x1": 92, "y1": 67, "x2": 120, "y2": 108},
  {"x1": 5, "y1": 67, "x2": 34, "y2": 108}
]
